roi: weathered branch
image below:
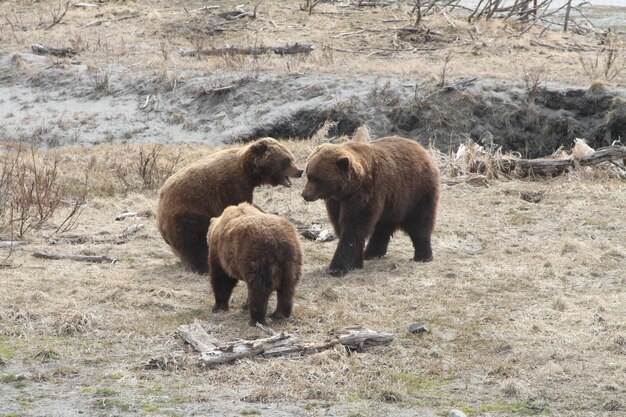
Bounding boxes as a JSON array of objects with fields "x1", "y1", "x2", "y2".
[
  {"x1": 177, "y1": 322, "x2": 222, "y2": 352},
  {"x1": 501, "y1": 145, "x2": 626, "y2": 176},
  {"x1": 177, "y1": 324, "x2": 394, "y2": 367},
  {"x1": 180, "y1": 43, "x2": 314, "y2": 57},
  {"x1": 0, "y1": 241, "x2": 27, "y2": 249},
  {"x1": 32, "y1": 252, "x2": 117, "y2": 263},
  {"x1": 115, "y1": 211, "x2": 137, "y2": 221},
  {"x1": 32, "y1": 44, "x2": 77, "y2": 57}
]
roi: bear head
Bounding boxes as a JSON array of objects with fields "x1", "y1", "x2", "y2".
[
  {"x1": 301, "y1": 144, "x2": 365, "y2": 202},
  {"x1": 241, "y1": 138, "x2": 303, "y2": 187}
]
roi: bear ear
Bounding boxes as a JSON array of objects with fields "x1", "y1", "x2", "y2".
[
  {"x1": 336, "y1": 156, "x2": 350, "y2": 172},
  {"x1": 250, "y1": 140, "x2": 269, "y2": 155}
]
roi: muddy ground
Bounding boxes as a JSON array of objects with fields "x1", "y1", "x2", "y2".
[
  {"x1": 1, "y1": 53, "x2": 625, "y2": 158},
  {"x1": 1, "y1": 1, "x2": 626, "y2": 417}
]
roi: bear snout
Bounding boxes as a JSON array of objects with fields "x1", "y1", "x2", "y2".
[
  {"x1": 301, "y1": 190, "x2": 317, "y2": 202},
  {"x1": 295, "y1": 169, "x2": 303, "y2": 178}
]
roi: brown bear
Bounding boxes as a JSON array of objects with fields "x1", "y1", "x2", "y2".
[
  {"x1": 207, "y1": 203, "x2": 303, "y2": 325},
  {"x1": 157, "y1": 138, "x2": 302, "y2": 274},
  {"x1": 301, "y1": 136, "x2": 440, "y2": 276}
]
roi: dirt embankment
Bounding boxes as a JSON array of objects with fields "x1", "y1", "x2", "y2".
[{"x1": 1, "y1": 53, "x2": 625, "y2": 158}]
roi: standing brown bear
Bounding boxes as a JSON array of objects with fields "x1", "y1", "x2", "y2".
[
  {"x1": 157, "y1": 138, "x2": 302, "y2": 274},
  {"x1": 301, "y1": 136, "x2": 440, "y2": 276},
  {"x1": 207, "y1": 203, "x2": 303, "y2": 325}
]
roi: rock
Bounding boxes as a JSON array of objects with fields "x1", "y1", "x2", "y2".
[
  {"x1": 300, "y1": 224, "x2": 336, "y2": 242},
  {"x1": 316, "y1": 228, "x2": 335, "y2": 242},
  {"x1": 408, "y1": 323, "x2": 429, "y2": 334},
  {"x1": 448, "y1": 409, "x2": 467, "y2": 417}
]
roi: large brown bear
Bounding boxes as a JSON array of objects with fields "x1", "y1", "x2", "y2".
[
  {"x1": 157, "y1": 138, "x2": 302, "y2": 273},
  {"x1": 207, "y1": 203, "x2": 303, "y2": 325},
  {"x1": 301, "y1": 136, "x2": 440, "y2": 276}
]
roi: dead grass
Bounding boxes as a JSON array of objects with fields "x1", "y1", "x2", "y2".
[
  {"x1": 0, "y1": 1, "x2": 624, "y2": 87},
  {"x1": 1, "y1": 140, "x2": 625, "y2": 415}
]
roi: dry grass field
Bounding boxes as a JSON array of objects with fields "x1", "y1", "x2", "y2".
[{"x1": 1, "y1": 1, "x2": 625, "y2": 417}]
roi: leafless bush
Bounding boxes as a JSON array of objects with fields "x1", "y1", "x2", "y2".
[
  {"x1": 522, "y1": 64, "x2": 546, "y2": 99},
  {"x1": 0, "y1": 144, "x2": 87, "y2": 238},
  {"x1": 301, "y1": 0, "x2": 321, "y2": 15},
  {"x1": 87, "y1": 64, "x2": 112, "y2": 93},
  {"x1": 577, "y1": 40, "x2": 626, "y2": 82},
  {"x1": 114, "y1": 145, "x2": 183, "y2": 192},
  {"x1": 44, "y1": 0, "x2": 70, "y2": 30}
]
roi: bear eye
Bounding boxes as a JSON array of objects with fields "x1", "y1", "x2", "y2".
[
  {"x1": 308, "y1": 175, "x2": 321, "y2": 184},
  {"x1": 281, "y1": 158, "x2": 291, "y2": 169}
]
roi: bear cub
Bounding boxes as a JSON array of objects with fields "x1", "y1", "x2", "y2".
[
  {"x1": 207, "y1": 203, "x2": 303, "y2": 326},
  {"x1": 157, "y1": 138, "x2": 302, "y2": 274},
  {"x1": 301, "y1": 136, "x2": 440, "y2": 276}
]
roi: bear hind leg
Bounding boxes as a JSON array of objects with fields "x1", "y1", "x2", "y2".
[
  {"x1": 211, "y1": 265, "x2": 238, "y2": 312},
  {"x1": 403, "y1": 199, "x2": 436, "y2": 263},
  {"x1": 247, "y1": 263, "x2": 274, "y2": 326},
  {"x1": 171, "y1": 213, "x2": 210, "y2": 273}
]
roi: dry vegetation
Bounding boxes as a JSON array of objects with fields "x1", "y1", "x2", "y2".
[
  {"x1": 1, "y1": 139, "x2": 625, "y2": 416},
  {"x1": 1, "y1": 1, "x2": 625, "y2": 417}
]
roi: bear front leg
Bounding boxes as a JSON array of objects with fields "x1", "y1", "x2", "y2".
[
  {"x1": 364, "y1": 223, "x2": 394, "y2": 260},
  {"x1": 210, "y1": 264, "x2": 238, "y2": 312},
  {"x1": 328, "y1": 231, "x2": 366, "y2": 276}
]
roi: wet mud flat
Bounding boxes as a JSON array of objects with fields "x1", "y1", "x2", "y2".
[{"x1": 1, "y1": 53, "x2": 625, "y2": 158}]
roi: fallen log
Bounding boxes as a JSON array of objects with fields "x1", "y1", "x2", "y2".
[
  {"x1": 115, "y1": 211, "x2": 137, "y2": 221},
  {"x1": 177, "y1": 322, "x2": 222, "y2": 352},
  {"x1": 32, "y1": 44, "x2": 77, "y2": 57},
  {"x1": 501, "y1": 145, "x2": 626, "y2": 176},
  {"x1": 32, "y1": 252, "x2": 117, "y2": 263},
  {"x1": 177, "y1": 323, "x2": 394, "y2": 367},
  {"x1": 0, "y1": 241, "x2": 27, "y2": 249},
  {"x1": 180, "y1": 43, "x2": 314, "y2": 57}
]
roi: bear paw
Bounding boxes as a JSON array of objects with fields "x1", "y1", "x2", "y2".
[{"x1": 212, "y1": 304, "x2": 229, "y2": 313}]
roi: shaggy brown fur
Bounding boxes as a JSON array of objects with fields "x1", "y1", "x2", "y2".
[
  {"x1": 207, "y1": 203, "x2": 303, "y2": 325},
  {"x1": 301, "y1": 136, "x2": 440, "y2": 276},
  {"x1": 157, "y1": 138, "x2": 302, "y2": 273}
]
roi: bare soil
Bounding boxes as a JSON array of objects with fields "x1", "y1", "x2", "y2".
[{"x1": 1, "y1": 1, "x2": 625, "y2": 417}]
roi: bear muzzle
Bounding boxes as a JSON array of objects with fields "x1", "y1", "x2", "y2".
[{"x1": 301, "y1": 190, "x2": 318, "y2": 202}]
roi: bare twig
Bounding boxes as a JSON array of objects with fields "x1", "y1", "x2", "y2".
[
  {"x1": 32, "y1": 252, "x2": 117, "y2": 263},
  {"x1": 46, "y1": 1, "x2": 71, "y2": 30}
]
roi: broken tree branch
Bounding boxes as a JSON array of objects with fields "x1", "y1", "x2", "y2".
[
  {"x1": 499, "y1": 145, "x2": 626, "y2": 176},
  {"x1": 177, "y1": 322, "x2": 222, "y2": 352},
  {"x1": 177, "y1": 323, "x2": 394, "y2": 367},
  {"x1": 180, "y1": 43, "x2": 314, "y2": 57},
  {"x1": 0, "y1": 241, "x2": 27, "y2": 249},
  {"x1": 32, "y1": 44, "x2": 77, "y2": 57},
  {"x1": 32, "y1": 252, "x2": 117, "y2": 263}
]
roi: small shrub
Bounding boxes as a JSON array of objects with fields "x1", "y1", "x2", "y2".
[
  {"x1": 113, "y1": 145, "x2": 183, "y2": 192},
  {"x1": 0, "y1": 143, "x2": 87, "y2": 238}
]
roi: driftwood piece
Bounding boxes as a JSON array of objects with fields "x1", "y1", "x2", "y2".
[
  {"x1": 187, "y1": 324, "x2": 393, "y2": 367},
  {"x1": 32, "y1": 252, "x2": 117, "y2": 263},
  {"x1": 332, "y1": 326, "x2": 395, "y2": 349},
  {"x1": 501, "y1": 146, "x2": 626, "y2": 176},
  {"x1": 180, "y1": 43, "x2": 314, "y2": 57},
  {"x1": 115, "y1": 211, "x2": 137, "y2": 221},
  {"x1": 0, "y1": 241, "x2": 27, "y2": 249},
  {"x1": 32, "y1": 44, "x2": 76, "y2": 57},
  {"x1": 177, "y1": 322, "x2": 222, "y2": 352},
  {"x1": 120, "y1": 224, "x2": 144, "y2": 238},
  {"x1": 442, "y1": 174, "x2": 489, "y2": 187}
]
